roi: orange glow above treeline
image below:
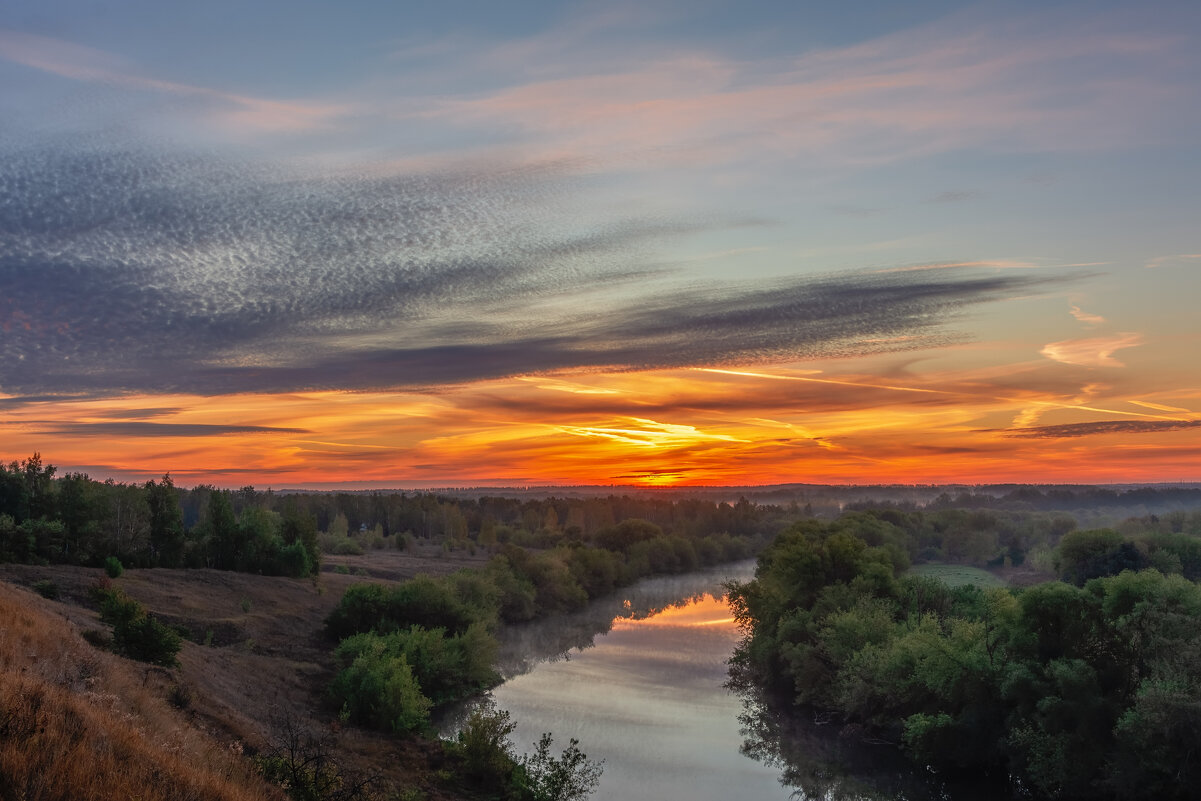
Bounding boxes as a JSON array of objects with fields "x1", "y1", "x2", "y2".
[{"x1": 3, "y1": 351, "x2": 1199, "y2": 488}]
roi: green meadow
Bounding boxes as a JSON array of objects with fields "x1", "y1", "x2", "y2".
[{"x1": 907, "y1": 563, "x2": 1008, "y2": 589}]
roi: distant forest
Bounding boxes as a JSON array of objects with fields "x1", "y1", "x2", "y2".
[
  {"x1": 3, "y1": 452, "x2": 1201, "y2": 579},
  {"x1": 0, "y1": 453, "x2": 775, "y2": 576}
]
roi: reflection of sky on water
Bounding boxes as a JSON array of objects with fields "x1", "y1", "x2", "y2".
[
  {"x1": 465, "y1": 561, "x2": 1018, "y2": 801},
  {"x1": 487, "y1": 562, "x2": 794, "y2": 801}
]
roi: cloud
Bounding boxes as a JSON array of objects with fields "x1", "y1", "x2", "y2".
[
  {"x1": 1039, "y1": 333, "x2": 1143, "y2": 367},
  {"x1": 0, "y1": 29, "x2": 351, "y2": 133},
  {"x1": 89, "y1": 407, "x2": 185, "y2": 419},
  {"x1": 1144, "y1": 253, "x2": 1201, "y2": 269},
  {"x1": 414, "y1": 8, "x2": 1196, "y2": 169},
  {"x1": 1002, "y1": 420, "x2": 1201, "y2": 439},
  {"x1": 1069, "y1": 305, "x2": 1105, "y2": 326},
  {"x1": 1129, "y1": 399, "x2": 1193, "y2": 413},
  {"x1": 0, "y1": 141, "x2": 1062, "y2": 398},
  {"x1": 21, "y1": 422, "x2": 309, "y2": 437}
]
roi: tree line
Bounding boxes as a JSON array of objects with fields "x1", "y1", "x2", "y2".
[{"x1": 0, "y1": 454, "x2": 779, "y2": 578}]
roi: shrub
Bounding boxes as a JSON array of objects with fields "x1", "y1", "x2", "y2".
[
  {"x1": 519, "y1": 732, "x2": 604, "y2": 801},
  {"x1": 113, "y1": 613, "x2": 182, "y2": 667},
  {"x1": 93, "y1": 585, "x2": 182, "y2": 667},
  {"x1": 96, "y1": 586, "x2": 142, "y2": 627},
  {"x1": 329, "y1": 638, "x2": 431, "y2": 733},
  {"x1": 169, "y1": 682, "x2": 192, "y2": 709},
  {"x1": 32, "y1": 579, "x2": 60, "y2": 600},
  {"x1": 333, "y1": 539, "x2": 364, "y2": 556},
  {"x1": 333, "y1": 625, "x2": 497, "y2": 707},
  {"x1": 81, "y1": 628, "x2": 110, "y2": 648},
  {"x1": 456, "y1": 703, "x2": 519, "y2": 787},
  {"x1": 104, "y1": 556, "x2": 124, "y2": 578}
]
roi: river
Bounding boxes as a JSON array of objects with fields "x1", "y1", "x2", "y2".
[{"x1": 445, "y1": 561, "x2": 1016, "y2": 801}]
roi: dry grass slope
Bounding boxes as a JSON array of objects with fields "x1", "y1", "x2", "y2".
[{"x1": 0, "y1": 580, "x2": 285, "y2": 801}]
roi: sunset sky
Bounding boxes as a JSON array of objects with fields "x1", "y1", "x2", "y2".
[{"x1": 2, "y1": 1, "x2": 1199, "y2": 488}]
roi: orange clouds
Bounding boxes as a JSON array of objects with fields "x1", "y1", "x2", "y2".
[
  {"x1": 1040, "y1": 333, "x2": 1144, "y2": 367},
  {"x1": 5, "y1": 352, "x2": 1198, "y2": 487}
]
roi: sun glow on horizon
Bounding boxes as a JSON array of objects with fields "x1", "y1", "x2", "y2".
[{"x1": 4, "y1": 349, "x2": 1200, "y2": 488}]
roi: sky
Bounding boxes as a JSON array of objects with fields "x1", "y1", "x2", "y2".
[{"x1": 1, "y1": 0, "x2": 1199, "y2": 488}]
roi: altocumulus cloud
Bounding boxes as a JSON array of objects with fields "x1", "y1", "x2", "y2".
[{"x1": 1, "y1": 140, "x2": 1060, "y2": 397}]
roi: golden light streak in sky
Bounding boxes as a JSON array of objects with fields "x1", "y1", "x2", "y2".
[{"x1": 5, "y1": 349, "x2": 1199, "y2": 488}]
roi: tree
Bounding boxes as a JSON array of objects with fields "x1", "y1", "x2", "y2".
[
  {"x1": 520, "y1": 733, "x2": 603, "y2": 801},
  {"x1": 203, "y1": 490, "x2": 241, "y2": 569},
  {"x1": 328, "y1": 638, "x2": 431, "y2": 733},
  {"x1": 145, "y1": 474, "x2": 185, "y2": 567},
  {"x1": 281, "y1": 503, "x2": 321, "y2": 576}
]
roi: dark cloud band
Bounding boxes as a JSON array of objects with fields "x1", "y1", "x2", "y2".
[
  {"x1": 1, "y1": 141, "x2": 1063, "y2": 397},
  {"x1": 20, "y1": 422, "x2": 310, "y2": 437},
  {"x1": 1003, "y1": 420, "x2": 1201, "y2": 439}
]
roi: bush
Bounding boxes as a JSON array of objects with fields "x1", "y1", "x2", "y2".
[
  {"x1": 92, "y1": 585, "x2": 182, "y2": 667},
  {"x1": 104, "y1": 556, "x2": 124, "y2": 578},
  {"x1": 519, "y1": 732, "x2": 604, "y2": 801},
  {"x1": 329, "y1": 638, "x2": 431, "y2": 733},
  {"x1": 32, "y1": 579, "x2": 60, "y2": 600},
  {"x1": 113, "y1": 612, "x2": 182, "y2": 667},
  {"x1": 96, "y1": 586, "x2": 142, "y2": 626},
  {"x1": 456, "y1": 703, "x2": 519, "y2": 787},
  {"x1": 334, "y1": 625, "x2": 498, "y2": 706}
]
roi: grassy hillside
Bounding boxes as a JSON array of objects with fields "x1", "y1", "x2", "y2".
[
  {"x1": 0, "y1": 579, "x2": 284, "y2": 801},
  {"x1": 0, "y1": 547, "x2": 491, "y2": 801}
]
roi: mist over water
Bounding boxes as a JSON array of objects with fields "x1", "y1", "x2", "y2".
[
  {"x1": 444, "y1": 561, "x2": 1018, "y2": 801},
  {"x1": 462, "y1": 562, "x2": 792, "y2": 800}
]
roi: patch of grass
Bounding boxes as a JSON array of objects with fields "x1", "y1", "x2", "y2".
[{"x1": 909, "y1": 563, "x2": 1008, "y2": 589}]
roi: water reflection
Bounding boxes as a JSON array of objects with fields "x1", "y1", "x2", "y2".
[
  {"x1": 446, "y1": 562, "x2": 1016, "y2": 801},
  {"x1": 492, "y1": 565, "x2": 749, "y2": 681},
  {"x1": 730, "y1": 670, "x2": 1019, "y2": 801}
]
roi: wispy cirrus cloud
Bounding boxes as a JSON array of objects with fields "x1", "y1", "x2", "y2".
[
  {"x1": 0, "y1": 28, "x2": 352, "y2": 133},
  {"x1": 1144, "y1": 253, "x2": 1201, "y2": 269},
  {"x1": 1069, "y1": 305, "x2": 1105, "y2": 326},
  {"x1": 414, "y1": 9, "x2": 1195, "y2": 169},
  {"x1": 1040, "y1": 333, "x2": 1143, "y2": 367}
]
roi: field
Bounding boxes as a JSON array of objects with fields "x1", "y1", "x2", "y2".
[{"x1": 907, "y1": 563, "x2": 1009, "y2": 589}]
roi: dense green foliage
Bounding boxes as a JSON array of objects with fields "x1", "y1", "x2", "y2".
[
  {"x1": 729, "y1": 514, "x2": 1201, "y2": 799},
  {"x1": 0, "y1": 454, "x2": 777, "y2": 580},
  {"x1": 0, "y1": 456, "x2": 321, "y2": 577}
]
